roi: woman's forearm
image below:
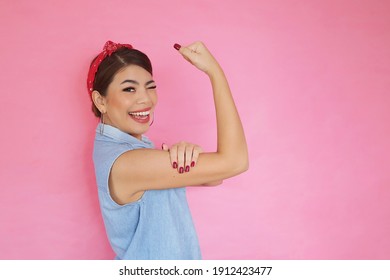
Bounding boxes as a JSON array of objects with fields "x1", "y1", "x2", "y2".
[{"x1": 208, "y1": 65, "x2": 249, "y2": 173}]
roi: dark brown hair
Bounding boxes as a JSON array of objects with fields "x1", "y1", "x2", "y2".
[{"x1": 90, "y1": 47, "x2": 153, "y2": 117}]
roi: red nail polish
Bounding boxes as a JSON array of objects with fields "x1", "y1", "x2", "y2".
[
  {"x1": 185, "y1": 166, "x2": 190, "y2": 172},
  {"x1": 179, "y1": 167, "x2": 184, "y2": 173},
  {"x1": 173, "y1": 162, "x2": 178, "y2": 169},
  {"x1": 174, "y1": 43, "x2": 181, "y2": 50},
  {"x1": 191, "y1": 161, "x2": 195, "y2": 167}
]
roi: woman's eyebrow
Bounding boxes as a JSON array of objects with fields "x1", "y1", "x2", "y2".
[
  {"x1": 121, "y1": 79, "x2": 139, "y2": 85},
  {"x1": 145, "y1": 80, "x2": 156, "y2": 86},
  {"x1": 120, "y1": 79, "x2": 155, "y2": 86}
]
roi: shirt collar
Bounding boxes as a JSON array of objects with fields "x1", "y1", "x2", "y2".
[{"x1": 96, "y1": 123, "x2": 154, "y2": 148}]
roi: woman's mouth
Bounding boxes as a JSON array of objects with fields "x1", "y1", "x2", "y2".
[{"x1": 128, "y1": 109, "x2": 151, "y2": 124}]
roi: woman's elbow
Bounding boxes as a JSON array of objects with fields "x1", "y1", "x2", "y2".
[
  {"x1": 227, "y1": 156, "x2": 249, "y2": 177},
  {"x1": 235, "y1": 160, "x2": 249, "y2": 175},
  {"x1": 237, "y1": 151, "x2": 249, "y2": 173},
  {"x1": 213, "y1": 152, "x2": 249, "y2": 179}
]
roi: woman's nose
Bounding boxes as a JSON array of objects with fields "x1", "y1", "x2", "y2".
[{"x1": 136, "y1": 88, "x2": 152, "y2": 104}]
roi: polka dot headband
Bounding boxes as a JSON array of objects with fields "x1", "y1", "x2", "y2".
[{"x1": 87, "y1": 40, "x2": 133, "y2": 96}]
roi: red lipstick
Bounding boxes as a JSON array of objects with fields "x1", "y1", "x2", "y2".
[{"x1": 128, "y1": 107, "x2": 152, "y2": 124}]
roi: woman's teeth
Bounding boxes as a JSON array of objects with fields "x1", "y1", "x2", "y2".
[{"x1": 129, "y1": 111, "x2": 150, "y2": 117}]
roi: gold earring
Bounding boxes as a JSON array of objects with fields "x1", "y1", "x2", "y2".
[{"x1": 100, "y1": 112, "x2": 105, "y2": 135}]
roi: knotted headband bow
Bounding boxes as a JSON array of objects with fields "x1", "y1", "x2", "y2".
[{"x1": 87, "y1": 40, "x2": 133, "y2": 96}]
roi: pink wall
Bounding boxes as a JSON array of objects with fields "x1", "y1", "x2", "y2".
[{"x1": 1, "y1": 0, "x2": 389, "y2": 259}]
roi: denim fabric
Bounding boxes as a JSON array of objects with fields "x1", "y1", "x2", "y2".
[{"x1": 93, "y1": 124, "x2": 201, "y2": 259}]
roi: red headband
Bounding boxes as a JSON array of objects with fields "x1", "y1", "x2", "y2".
[{"x1": 87, "y1": 40, "x2": 133, "y2": 96}]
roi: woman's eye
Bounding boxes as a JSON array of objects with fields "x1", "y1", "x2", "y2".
[
  {"x1": 123, "y1": 87, "x2": 136, "y2": 92},
  {"x1": 147, "y1": 85, "x2": 157, "y2": 90}
]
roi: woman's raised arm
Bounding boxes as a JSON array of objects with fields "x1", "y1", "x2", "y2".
[{"x1": 109, "y1": 41, "x2": 248, "y2": 204}]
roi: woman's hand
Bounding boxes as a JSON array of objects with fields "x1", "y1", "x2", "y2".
[
  {"x1": 162, "y1": 142, "x2": 203, "y2": 174},
  {"x1": 175, "y1": 41, "x2": 221, "y2": 75}
]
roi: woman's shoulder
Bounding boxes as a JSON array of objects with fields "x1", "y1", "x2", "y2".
[{"x1": 94, "y1": 124, "x2": 154, "y2": 149}]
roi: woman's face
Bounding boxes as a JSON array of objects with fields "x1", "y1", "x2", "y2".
[{"x1": 102, "y1": 64, "x2": 157, "y2": 139}]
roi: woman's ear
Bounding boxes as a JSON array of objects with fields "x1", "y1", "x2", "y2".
[{"x1": 92, "y1": 90, "x2": 107, "y2": 114}]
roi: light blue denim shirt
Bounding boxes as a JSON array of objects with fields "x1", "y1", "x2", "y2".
[{"x1": 93, "y1": 123, "x2": 201, "y2": 260}]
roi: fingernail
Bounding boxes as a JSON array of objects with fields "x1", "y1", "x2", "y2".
[
  {"x1": 191, "y1": 161, "x2": 195, "y2": 167},
  {"x1": 173, "y1": 162, "x2": 178, "y2": 169},
  {"x1": 161, "y1": 143, "x2": 165, "y2": 149},
  {"x1": 179, "y1": 167, "x2": 184, "y2": 174},
  {"x1": 185, "y1": 166, "x2": 190, "y2": 172},
  {"x1": 174, "y1": 43, "x2": 181, "y2": 50}
]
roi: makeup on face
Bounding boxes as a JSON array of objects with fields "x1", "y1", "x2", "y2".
[
  {"x1": 104, "y1": 65, "x2": 158, "y2": 139},
  {"x1": 128, "y1": 106, "x2": 152, "y2": 124}
]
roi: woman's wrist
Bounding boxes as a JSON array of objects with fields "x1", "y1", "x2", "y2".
[{"x1": 206, "y1": 63, "x2": 224, "y2": 80}]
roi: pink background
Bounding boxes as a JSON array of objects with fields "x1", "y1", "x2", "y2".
[{"x1": 1, "y1": 0, "x2": 389, "y2": 259}]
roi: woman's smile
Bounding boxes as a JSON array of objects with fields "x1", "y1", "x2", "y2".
[{"x1": 128, "y1": 107, "x2": 152, "y2": 124}]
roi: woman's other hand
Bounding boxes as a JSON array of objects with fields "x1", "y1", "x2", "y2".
[{"x1": 162, "y1": 142, "x2": 203, "y2": 174}]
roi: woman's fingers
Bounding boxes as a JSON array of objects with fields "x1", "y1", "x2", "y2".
[
  {"x1": 184, "y1": 145, "x2": 194, "y2": 172},
  {"x1": 170, "y1": 145, "x2": 179, "y2": 170},
  {"x1": 174, "y1": 41, "x2": 218, "y2": 74},
  {"x1": 162, "y1": 143, "x2": 178, "y2": 169},
  {"x1": 176, "y1": 143, "x2": 186, "y2": 173},
  {"x1": 191, "y1": 145, "x2": 203, "y2": 168},
  {"x1": 161, "y1": 143, "x2": 169, "y2": 151},
  {"x1": 165, "y1": 142, "x2": 203, "y2": 174},
  {"x1": 179, "y1": 43, "x2": 203, "y2": 70},
  {"x1": 178, "y1": 46, "x2": 194, "y2": 64}
]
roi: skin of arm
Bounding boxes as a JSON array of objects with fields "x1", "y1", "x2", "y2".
[
  {"x1": 162, "y1": 142, "x2": 223, "y2": 186},
  {"x1": 109, "y1": 42, "x2": 248, "y2": 204}
]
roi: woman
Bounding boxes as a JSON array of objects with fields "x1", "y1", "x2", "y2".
[{"x1": 88, "y1": 40, "x2": 248, "y2": 259}]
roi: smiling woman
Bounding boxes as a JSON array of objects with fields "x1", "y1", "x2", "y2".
[
  {"x1": 93, "y1": 65, "x2": 157, "y2": 139},
  {"x1": 87, "y1": 40, "x2": 248, "y2": 260}
]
